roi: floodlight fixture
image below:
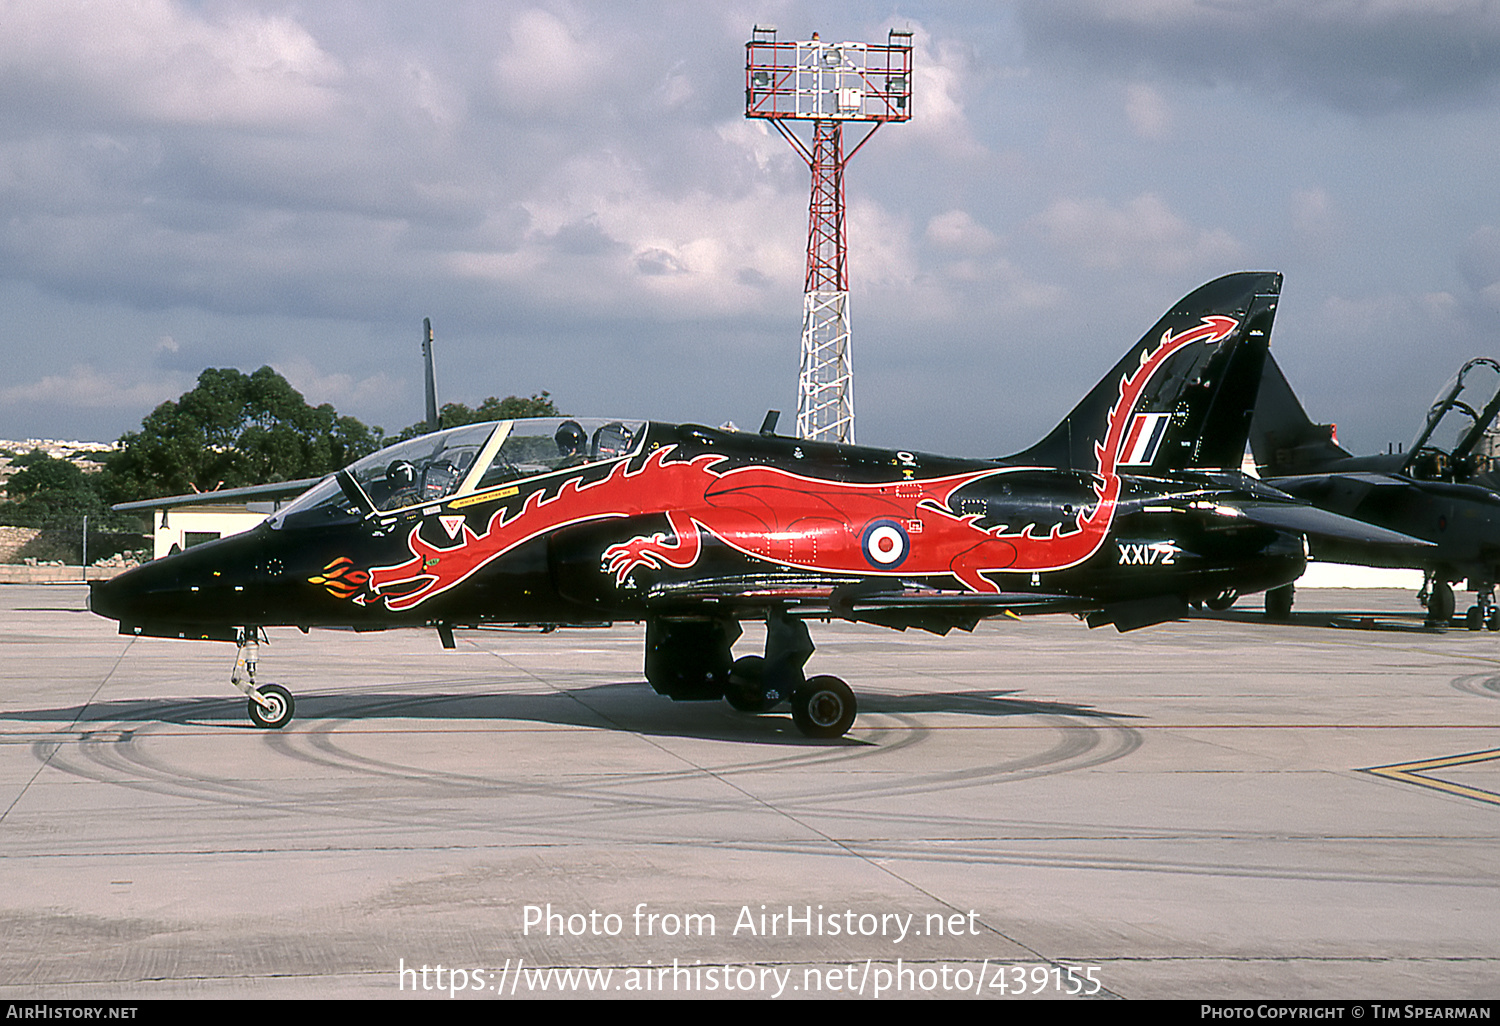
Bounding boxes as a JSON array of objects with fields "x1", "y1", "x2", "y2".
[{"x1": 744, "y1": 27, "x2": 914, "y2": 444}]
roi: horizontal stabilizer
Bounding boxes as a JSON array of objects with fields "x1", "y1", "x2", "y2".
[{"x1": 1228, "y1": 501, "x2": 1435, "y2": 548}]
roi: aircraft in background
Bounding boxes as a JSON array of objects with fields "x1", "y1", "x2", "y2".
[
  {"x1": 90, "y1": 272, "x2": 1425, "y2": 737},
  {"x1": 1250, "y1": 354, "x2": 1500, "y2": 626}
]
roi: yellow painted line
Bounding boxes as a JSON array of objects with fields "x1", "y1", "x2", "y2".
[
  {"x1": 1361, "y1": 748, "x2": 1500, "y2": 807},
  {"x1": 1410, "y1": 646, "x2": 1500, "y2": 667}
]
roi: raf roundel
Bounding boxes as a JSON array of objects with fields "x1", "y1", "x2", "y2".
[{"x1": 861, "y1": 519, "x2": 911, "y2": 569}]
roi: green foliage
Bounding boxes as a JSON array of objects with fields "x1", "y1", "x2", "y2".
[
  {"x1": 1, "y1": 368, "x2": 561, "y2": 532},
  {"x1": 105, "y1": 367, "x2": 385, "y2": 500},
  {"x1": 394, "y1": 392, "x2": 561, "y2": 441},
  {"x1": 450, "y1": 392, "x2": 560, "y2": 423},
  {"x1": 0, "y1": 450, "x2": 133, "y2": 531},
  {"x1": 7, "y1": 451, "x2": 87, "y2": 498}
]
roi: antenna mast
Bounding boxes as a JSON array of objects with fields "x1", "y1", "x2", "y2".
[
  {"x1": 422, "y1": 317, "x2": 439, "y2": 433},
  {"x1": 746, "y1": 26, "x2": 913, "y2": 444}
]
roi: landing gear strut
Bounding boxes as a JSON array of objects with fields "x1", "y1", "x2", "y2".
[{"x1": 232, "y1": 628, "x2": 295, "y2": 729}]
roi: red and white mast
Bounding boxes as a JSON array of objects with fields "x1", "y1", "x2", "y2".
[{"x1": 746, "y1": 27, "x2": 913, "y2": 444}]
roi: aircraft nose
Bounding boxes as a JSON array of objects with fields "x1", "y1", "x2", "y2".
[
  {"x1": 87, "y1": 574, "x2": 124, "y2": 620},
  {"x1": 87, "y1": 561, "x2": 158, "y2": 624},
  {"x1": 86, "y1": 526, "x2": 309, "y2": 634}
]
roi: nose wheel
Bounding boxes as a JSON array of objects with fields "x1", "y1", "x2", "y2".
[
  {"x1": 231, "y1": 629, "x2": 296, "y2": 729},
  {"x1": 247, "y1": 683, "x2": 295, "y2": 729},
  {"x1": 1264, "y1": 584, "x2": 1294, "y2": 621}
]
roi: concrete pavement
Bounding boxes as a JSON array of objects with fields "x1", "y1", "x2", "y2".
[{"x1": 0, "y1": 585, "x2": 1496, "y2": 999}]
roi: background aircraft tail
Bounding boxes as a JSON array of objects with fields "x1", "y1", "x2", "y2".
[
  {"x1": 1248, "y1": 353, "x2": 1351, "y2": 476},
  {"x1": 1005, "y1": 271, "x2": 1282, "y2": 475}
]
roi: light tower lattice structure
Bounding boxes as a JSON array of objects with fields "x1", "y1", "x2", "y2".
[{"x1": 746, "y1": 26, "x2": 912, "y2": 444}]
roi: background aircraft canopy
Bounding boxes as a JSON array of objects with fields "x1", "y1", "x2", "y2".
[{"x1": 1406, "y1": 358, "x2": 1500, "y2": 481}]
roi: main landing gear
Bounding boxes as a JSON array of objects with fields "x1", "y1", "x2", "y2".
[
  {"x1": 1264, "y1": 584, "x2": 1294, "y2": 621},
  {"x1": 1418, "y1": 574, "x2": 1456, "y2": 628},
  {"x1": 231, "y1": 628, "x2": 295, "y2": 729},
  {"x1": 1416, "y1": 575, "x2": 1500, "y2": 629},
  {"x1": 644, "y1": 610, "x2": 857, "y2": 739},
  {"x1": 1460, "y1": 581, "x2": 1500, "y2": 632}
]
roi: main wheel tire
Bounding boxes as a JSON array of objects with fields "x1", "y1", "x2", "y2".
[
  {"x1": 791, "y1": 676, "x2": 856, "y2": 739},
  {"x1": 1467, "y1": 605, "x2": 1483, "y2": 630},
  {"x1": 1426, "y1": 581, "x2": 1455, "y2": 626},
  {"x1": 725, "y1": 655, "x2": 780, "y2": 713},
  {"x1": 1265, "y1": 585, "x2": 1294, "y2": 621},
  {"x1": 1487, "y1": 607, "x2": 1500, "y2": 632},
  {"x1": 248, "y1": 683, "x2": 294, "y2": 729}
]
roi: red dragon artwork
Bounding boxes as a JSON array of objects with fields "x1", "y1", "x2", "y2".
[{"x1": 347, "y1": 317, "x2": 1237, "y2": 611}]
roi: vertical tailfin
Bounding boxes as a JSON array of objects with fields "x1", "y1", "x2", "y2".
[
  {"x1": 1006, "y1": 271, "x2": 1282, "y2": 475},
  {"x1": 1248, "y1": 353, "x2": 1351, "y2": 476}
]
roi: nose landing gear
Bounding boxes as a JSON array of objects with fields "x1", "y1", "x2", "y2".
[{"x1": 231, "y1": 628, "x2": 295, "y2": 729}]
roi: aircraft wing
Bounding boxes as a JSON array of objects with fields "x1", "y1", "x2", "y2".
[
  {"x1": 1263, "y1": 471, "x2": 1404, "y2": 513},
  {"x1": 1269, "y1": 472, "x2": 1412, "y2": 491},
  {"x1": 1226, "y1": 500, "x2": 1436, "y2": 548},
  {"x1": 112, "y1": 477, "x2": 322, "y2": 513},
  {"x1": 641, "y1": 575, "x2": 1091, "y2": 634}
]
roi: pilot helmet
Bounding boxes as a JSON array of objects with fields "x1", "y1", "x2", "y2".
[
  {"x1": 386, "y1": 460, "x2": 417, "y2": 488},
  {"x1": 555, "y1": 420, "x2": 587, "y2": 456}
]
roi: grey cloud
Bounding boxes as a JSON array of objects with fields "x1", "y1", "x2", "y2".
[
  {"x1": 547, "y1": 218, "x2": 622, "y2": 257},
  {"x1": 2, "y1": 0, "x2": 1497, "y2": 461},
  {"x1": 634, "y1": 248, "x2": 687, "y2": 276},
  {"x1": 1015, "y1": 0, "x2": 1500, "y2": 113},
  {"x1": 1459, "y1": 226, "x2": 1500, "y2": 292}
]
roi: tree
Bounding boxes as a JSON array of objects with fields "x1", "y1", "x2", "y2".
[
  {"x1": 106, "y1": 367, "x2": 385, "y2": 500},
  {"x1": 393, "y1": 392, "x2": 560, "y2": 441},
  {"x1": 0, "y1": 450, "x2": 133, "y2": 531}
]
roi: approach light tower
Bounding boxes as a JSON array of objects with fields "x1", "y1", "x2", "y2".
[{"x1": 746, "y1": 26, "x2": 913, "y2": 444}]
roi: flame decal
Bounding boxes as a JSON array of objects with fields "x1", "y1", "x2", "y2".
[{"x1": 308, "y1": 556, "x2": 370, "y2": 599}]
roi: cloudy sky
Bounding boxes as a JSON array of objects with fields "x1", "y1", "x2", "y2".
[{"x1": 3, "y1": 0, "x2": 1499, "y2": 461}]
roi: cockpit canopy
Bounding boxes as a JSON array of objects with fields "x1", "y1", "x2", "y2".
[
  {"x1": 269, "y1": 417, "x2": 644, "y2": 529},
  {"x1": 1407, "y1": 359, "x2": 1500, "y2": 482}
]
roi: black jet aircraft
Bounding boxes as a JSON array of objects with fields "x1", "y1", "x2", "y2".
[
  {"x1": 90, "y1": 272, "x2": 1420, "y2": 737},
  {"x1": 1250, "y1": 353, "x2": 1500, "y2": 626}
]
